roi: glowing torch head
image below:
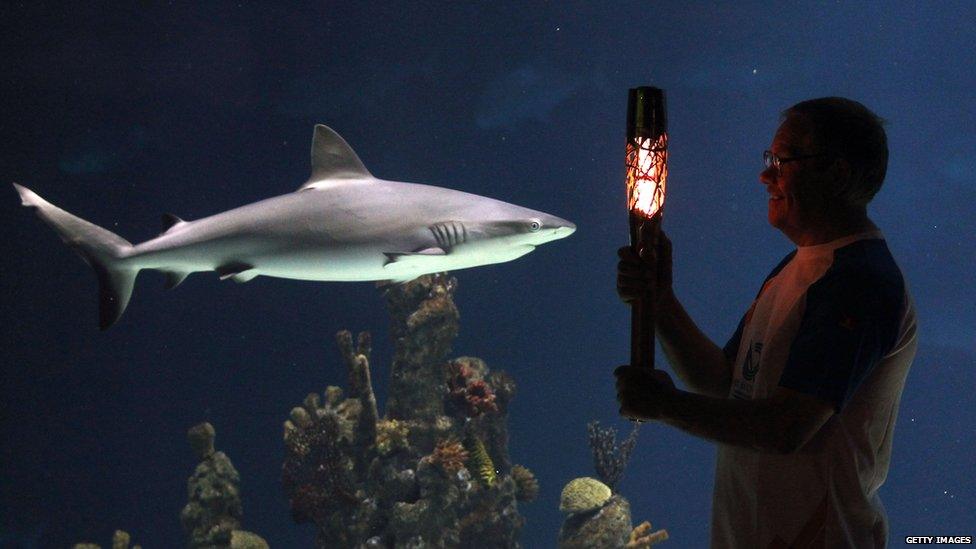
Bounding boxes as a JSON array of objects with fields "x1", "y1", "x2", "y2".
[{"x1": 626, "y1": 87, "x2": 668, "y2": 219}]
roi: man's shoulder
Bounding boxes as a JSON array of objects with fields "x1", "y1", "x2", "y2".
[
  {"x1": 829, "y1": 238, "x2": 904, "y2": 288},
  {"x1": 765, "y1": 249, "x2": 798, "y2": 280},
  {"x1": 811, "y1": 238, "x2": 908, "y2": 315}
]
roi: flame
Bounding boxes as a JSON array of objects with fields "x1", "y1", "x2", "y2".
[{"x1": 626, "y1": 133, "x2": 668, "y2": 218}]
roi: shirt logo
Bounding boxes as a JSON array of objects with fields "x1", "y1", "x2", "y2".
[{"x1": 743, "y1": 342, "x2": 762, "y2": 381}]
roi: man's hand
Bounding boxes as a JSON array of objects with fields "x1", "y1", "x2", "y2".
[
  {"x1": 616, "y1": 230, "x2": 674, "y2": 305},
  {"x1": 614, "y1": 365, "x2": 677, "y2": 421}
]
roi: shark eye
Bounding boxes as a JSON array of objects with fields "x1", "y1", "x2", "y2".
[{"x1": 529, "y1": 220, "x2": 542, "y2": 232}]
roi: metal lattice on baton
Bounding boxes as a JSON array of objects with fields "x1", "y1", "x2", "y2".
[{"x1": 625, "y1": 86, "x2": 668, "y2": 370}]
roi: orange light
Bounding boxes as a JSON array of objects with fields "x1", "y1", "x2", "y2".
[{"x1": 626, "y1": 133, "x2": 668, "y2": 219}]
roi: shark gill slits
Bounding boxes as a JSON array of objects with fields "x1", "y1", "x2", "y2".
[
  {"x1": 431, "y1": 222, "x2": 466, "y2": 248},
  {"x1": 430, "y1": 225, "x2": 444, "y2": 247}
]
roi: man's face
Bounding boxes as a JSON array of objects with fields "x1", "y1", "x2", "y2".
[{"x1": 759, "y1": 116, "x2": 827, "y2": 237}]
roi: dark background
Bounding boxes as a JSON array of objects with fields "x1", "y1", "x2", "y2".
[{"x1": 1, "y1": 2, "x2": 973, "y2": 547}]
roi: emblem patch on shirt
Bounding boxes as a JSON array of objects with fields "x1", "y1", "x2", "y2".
[
  {"x1": 732, "y1": 342, "x2": 762, "y2": 400},
  {"x1": 743, "y1": 342, "x2": 762, "y2": 381}
]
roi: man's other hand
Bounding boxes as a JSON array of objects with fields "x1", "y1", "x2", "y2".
[
  {"x1": 614, "y1": 365, "x2": 677, "y2": 421},
  {"x1": 616, "y1": 230, "x2": 673, "y2": 304}
]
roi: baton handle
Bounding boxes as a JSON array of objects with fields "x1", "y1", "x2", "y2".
[{"x1": 629, "y1": 212, "x2": 660, "y2": 369}]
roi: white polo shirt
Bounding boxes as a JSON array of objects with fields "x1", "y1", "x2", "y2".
[{"x1": 712, "y1": 231, "x2": 918, "y2": 548}]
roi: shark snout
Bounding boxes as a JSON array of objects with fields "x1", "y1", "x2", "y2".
[
  {"x1": 553, "y1": 224, "x2": 575, "y2": 237},
  {"x1": 545, "y1": 217, "x2": 576, "y2": 241}
]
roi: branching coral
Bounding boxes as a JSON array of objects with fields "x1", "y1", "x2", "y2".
[
  {"x1": 587, "y1": 420, "x2": 639, "y2": 492},
  {"x1": 627, "y1": 521, "x2": 669, "y2": 547},
  {"x1": 336, "y1": 330, "x2": 378, "y2": 449}
]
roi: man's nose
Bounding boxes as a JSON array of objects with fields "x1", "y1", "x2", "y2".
[{"x1": 759, "y1": 165, "x2": 777, "y2": 186}]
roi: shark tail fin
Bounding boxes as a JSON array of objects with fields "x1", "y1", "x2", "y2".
[{"x1": 13, "y1": 183, "x2": 138, "y2": 330}]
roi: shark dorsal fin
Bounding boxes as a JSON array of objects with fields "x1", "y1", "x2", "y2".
[
  {"x1": 299, "y1": 125, "x2": 373, "y2": 191},
  {"x1": 161, "y1": 213, "x2": 187, "y2": 234}
]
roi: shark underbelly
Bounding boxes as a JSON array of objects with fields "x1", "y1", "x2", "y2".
[
  {"x1": 248, "y1": 243, "x2": 536, "y2": 282},
  {"x1": 251, "y1": 246, "x2": 397, "y2": 281},
  {"x1": 130, "y1": 230, "x2": 436, "y2": 282},
  {"x1": 251, "y1": 245, "x2": 464, "y2": 282},
  {"x1": 254, "y1": 242, "x2": 534, "y2": 281}
]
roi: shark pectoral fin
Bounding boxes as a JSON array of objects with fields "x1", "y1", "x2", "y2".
[
  {"x1": 413, "y1": 246, "x2": 449, "y2": 256},
  {"x1": 383, "y1": 247, "x2": 448, "y2": 267},
  {"x1": 163, "y1": 271, "x2": 191, "y2": 290},
  {"x1": 216, "y1": 262, "x2": 256, "y2": 282},
  {"x1": 230, "y1": 271, "x2": 259, "y2": 283}
]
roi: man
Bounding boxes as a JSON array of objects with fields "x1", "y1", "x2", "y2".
[{"x1": 615, "y1": 97, "x2": 917, "y2": 548}]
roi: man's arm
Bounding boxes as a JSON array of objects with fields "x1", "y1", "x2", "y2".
[
  {"x1": 617, "y1": 368, "x2": 835, "y2": 454},
  {"x1": 618, "y1": 238, "x2": 733, "y2": 398},
  {"x1": 656, "y1": 290, "x2": 733, "y2": 398}
]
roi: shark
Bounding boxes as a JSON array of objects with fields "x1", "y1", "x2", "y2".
[{"x1": 14, "y1": 124, "x2": 576, "y2": 329}]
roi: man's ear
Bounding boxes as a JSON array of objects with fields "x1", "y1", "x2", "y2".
[{"x1": 827, "y1": 157, "x2": 854, "y2": 198}]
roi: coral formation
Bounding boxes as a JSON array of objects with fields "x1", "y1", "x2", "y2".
[
  {"x1": 70, "y1": 424, "x2": 265, "y2": 548},
  {"x1": 446, "y1": 359, "x2": 499, "y2": 417},
  {"x1": 281, "y1": 401, "x2": 359, "y2": 530},
  {"x1": 281, "y1": 274, "x2": 530, "y2": 548},
  {"x1": 229, "y1": 530, "x2": 271, "y2": 549},
  {"x1": 558, "y1": 494, "x2": 633, "y2": 549},
  {"x1": 72, "y1": 529, "x2": 141, "y2": 549},
  {"x1": 385, "y1": 273, "x2": 459, "y2": 420},
  {"x1": 427, "y1": 438, "x2": 469, "y2": 475},
  {"x1": 180, "y1": 422, "x2": 267, "y2": 549},
  {"x1": 376, "y1": 418, "x2": 411, "y2": 456},
  {"x1": 626, "y1": 521, "x2": 670, "y2": 548},
  {"x1": 511, "y1": 465, "x2": 539, "y2": 503},
  {"x1": 559, "y1": 477, "x2": 612, "y2": 514},
  {"x1": 587, "y1": 420, "x2": 639, "y2": 492},
  {"x1": 557, "y1": 422, "x2": 668, "y2": 548},
  {"x1": 181, "y1": 422, "x2": 242, "y2": 546}
]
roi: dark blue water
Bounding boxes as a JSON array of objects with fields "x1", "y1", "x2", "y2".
[{"x1": 2, "y1": 2, "x2": 973, "y2": 547}]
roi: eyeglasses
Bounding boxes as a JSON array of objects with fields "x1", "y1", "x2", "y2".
[{"x1": 763, "y1": 150, "x2": 827, "y2": 171}]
